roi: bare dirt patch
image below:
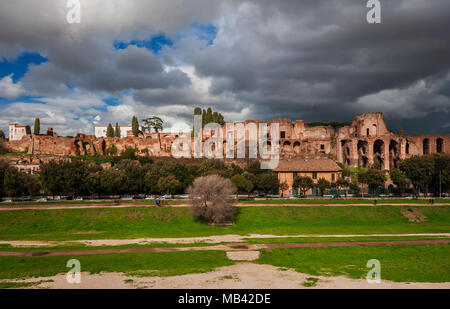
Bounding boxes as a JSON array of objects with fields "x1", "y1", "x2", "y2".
[
  {"x1": 226, "y1": 251, "x2": 260, "y2": 261},
  {"x1": 3, "y1": 263, "x2": 449, "y2": 289},
  {"x1": 1, "y1": 233, "x2": 449, "y2": 248},
  {"x1": 401, "y1": 208, "x2": 427, "y2": 222}
]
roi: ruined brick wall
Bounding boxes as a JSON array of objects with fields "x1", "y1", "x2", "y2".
[{"x1": 3, "y1": 112, "x2": 449, "y2": 171}]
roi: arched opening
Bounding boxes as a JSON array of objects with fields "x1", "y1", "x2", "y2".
[
  {"x1": 423, "y1": 138, "x2": 430, "y2": 155},
  {"x1": 406, "y1": 141, "x2": 410, "y2": 155},
  {"x1": 372, "y1": 124, "x2": 377, "y2": 136},
  {"x1": 436, "y1": 138, "x2": 443, "y2": 153},
  {"x1": 358, "y1": 140, "x2": 369, "y2": 168},
  {"x1": 389, "y1": 140, "x2": 400, "y2": 169},
  {"x1": 360, "y1": 156, "x2": 368, "y2": 168},
  {"x1": 293, "y1": 141, "x2": 300, "y2": 153},
  {"x1": 366, "y1": 128, "x2": 370, "y2": 136},
  {"x1": 374, "y1": 139, "x2": 385, "y2": 169},
  {"x1": 283, "y1": 141, "x2": 291, "y2": 151}
]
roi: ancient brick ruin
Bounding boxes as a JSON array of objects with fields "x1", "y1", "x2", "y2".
[{"x1": 3, "y1": 112, "x2": 449, "y2": 172}]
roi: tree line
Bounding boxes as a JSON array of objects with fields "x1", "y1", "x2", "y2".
[{"x1": 0, "y1": 153, "x2": 279, "y2": 198}]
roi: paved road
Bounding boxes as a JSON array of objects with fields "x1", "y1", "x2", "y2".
[
  {"x1": 1, "y1": 239, "x2": 448, "y2": 257},
  {"x1": 0, "y1": 202, "x2": 449, "y2": 211}
]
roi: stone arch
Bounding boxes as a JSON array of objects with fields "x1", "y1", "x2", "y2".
[
  {"x1": 293, "y1": 141, "x2": 300, "y2": 153},
  {"x1": 358, "y1": 140, "x2": 369, "y2": 168},
  {"x1": 389, "y1": 140, "x2": 400, "y2": 169},
  {"x1": 423, "y1": 138, "x2": 430, "y2": 155},
  {"x1": 406, "y1": 141, "x2": 410, "y2": 155},
  {"x1": 283, "y1": 141, "x2": 291, "y2": 151},
  {"x1": 373, "y1": 139, "x2": 385, "y2": 169},
  {"x1": 372, "y1": 124, "x2": 377, "y2": 136},
  {"x1": 436, "y1": 138, "x2": 443, "y2": 153}
]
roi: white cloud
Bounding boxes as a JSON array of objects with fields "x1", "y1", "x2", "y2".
[{"x1": 0, "y1": 74, "x2": 24, "y2": 99}]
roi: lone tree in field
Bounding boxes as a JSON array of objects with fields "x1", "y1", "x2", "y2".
[{"x1": 187, "y1": 175, "x2": 236, "y2": 225}]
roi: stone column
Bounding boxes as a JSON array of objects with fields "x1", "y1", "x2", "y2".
[
  {"x1": 368, "y1": 139, "x2": 374, "y2": 166},
  {"x1": 336, "y1": 139, "x2": 343, "y2": 163},
  {"x1": 383, "y1": 139, "x2": 390, "y2": 171},
  {"x1": 350, "y1": 139, "x2": 358, "y2": 167}
]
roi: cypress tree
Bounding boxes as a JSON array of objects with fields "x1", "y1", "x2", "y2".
[
  {"x1": 202, "y1": 109, "x2": 207, "y2": 128},
  {"x1": 114, "y1": 123, "x2": 120, "y2": 137},
  {"x1": 106, "y1": 124, "x2": 114, "y2": 138},
  {"x1": 218, "y1": 113, "x2": 225, "y2": 125},
  {"x1": 212, "y1": 111, "x2": 219, "y2": 123},
  {"x1": 34, "y1": 118, "x2": 40, "y2": 135},
  {"x1": 206, "y1": 107, "x2": 213, "y2": 124},
  {"x1": 132, "y1": 116, "x2": 139, "y2": 136}
]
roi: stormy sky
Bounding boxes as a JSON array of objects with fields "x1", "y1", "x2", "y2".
[{"x1": 0, "y1": 0, "x2": 449, "y2": 136}]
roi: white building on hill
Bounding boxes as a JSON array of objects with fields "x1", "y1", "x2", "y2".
[
  {"x1": 9, "y1": 123, "x2": 31, "y2": 141},
  {"x1": 94, "y1": 125, "x2": 145, "y2": 138}
]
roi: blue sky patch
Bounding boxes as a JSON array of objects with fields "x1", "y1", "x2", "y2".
[
  {"x1": 0, "y1": 52, "x2": 47, "y2": 82},
  {"x1": 114, "y1": 34, "x2": 173, "y2": 54}
]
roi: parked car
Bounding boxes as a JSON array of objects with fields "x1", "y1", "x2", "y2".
[
  {"x1": 161, "y1": 194, "x2": 172, "y2": 199},
  {"x1": 54, "y1": 196, "x2": 61, "y2": 201},
  {"x1": 289, "y1": 195, "x2": 299, "y2": 199},
  {"x1": 145, "y1": 195, "x2": 155, "y2": 200},
  {"x1": 133, "y1": 194, "x2": 146, "y2": 200},
  {"x1": 2, "y1": 199, "x2": 13, "y2": 203},
  {"x1": 74, "y1": 196, "x2": 83, "y2": 201},
  {"x1": 36, "y1": 197, "x2": 47, "y2": 202},
  {"x1": 177, "y1": 194, "x2": 189, "y2": 199},
  {"x1": 17, "y1": 196, "x2": 31, "y2": 201},
  {"x1": 120, "y1": 195, "x2": 133, "y2": 201}
]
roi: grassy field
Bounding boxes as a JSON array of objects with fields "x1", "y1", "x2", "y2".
[
  {"x1": 0, "y1": 200, "x2": 186, "y2": 207},
  {"x1": 0, "y1": 244, "x2": 448, "y2": 283},
  {"x1": 0, "y1": 206, "x2": 448, "y2": 241},
  {"x1": 257, "y1": 244, "x2": 450, "y2": 282},
  {"x1": 241, "y1": 198, "x2": 450, "y2": 204},
  {"x1": 0, "y1": 250, "x2": 234, "y2": 279}
]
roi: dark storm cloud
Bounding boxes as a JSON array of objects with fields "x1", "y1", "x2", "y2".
[
  {"x1": 180, "y1": 0, "x2": 450, "y2": 132},
  {"x1": 1, "y1": 0, "x2": 450, "y2": 135}
]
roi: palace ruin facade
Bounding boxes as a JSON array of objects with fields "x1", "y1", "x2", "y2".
[{"x1": 3, "y1": 112, "x2": 449, "y2": 171}]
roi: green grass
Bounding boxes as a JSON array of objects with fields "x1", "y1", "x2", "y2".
[
  {"x1": 257, "y1": 244, "x2": 450, "y2": 282},
  {"x1": 244, "y1": 236, "x2": 450, "y2": 244},
  {"x1": 0, "y1": 206, "x2": 448, "y2": 241},
  {"x1": 0, "y1": 241, "x2": 218, "y2": 252},
  {"x1": 302, "y1": 277, "x2": 319, "y2": 287},
  {"x1": 0, "y1": 250, "x2": 234, "y2": 279},
  {"x1": 0, "y1": 200, "x2": 186, "y2": 207},
  {"x1": 241, "y1": 199, "x2": 449, "y2": 204},
  {"x1": 0, "y1": 280, "x2": 53, "y2": 289}
]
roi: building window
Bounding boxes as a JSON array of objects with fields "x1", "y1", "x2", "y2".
[
  {"x1": 227, "y1": 132, "x2": 233, "y2": 139},
  {"x1": 312, "y1": 172, "x2": 317, "y2": 179},
  {"x1": 280, "y1": 131, "x2": 285, "y2": 139},
  {"x1": 331, "y1": 174, "x2": 335, "y2": 181},
  {"x1": 320, "y1": 144, "x2": 325, "y2": 150}
]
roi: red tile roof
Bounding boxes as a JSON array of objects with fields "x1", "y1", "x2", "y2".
[{"x1": 273, "y1": 159, "x2": 342, "y2": 172}]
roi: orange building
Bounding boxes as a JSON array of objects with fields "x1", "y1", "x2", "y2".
[{"x1": 274, "y1": 159, "x2": 342, "y2": 196}]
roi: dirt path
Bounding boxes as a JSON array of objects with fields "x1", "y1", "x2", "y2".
[
  {"x1": 1, "y1": 239, "x2": 448, "y2": 257},
  {"x1": 1, "y1": 233, "x2": 449, "y2": 248},
  {"x1": 2, "y1": 263, "x2": 449, "y2": 289},
  {"x1": 0, "y1": 202, "x2": 449, "y2": 211}
]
